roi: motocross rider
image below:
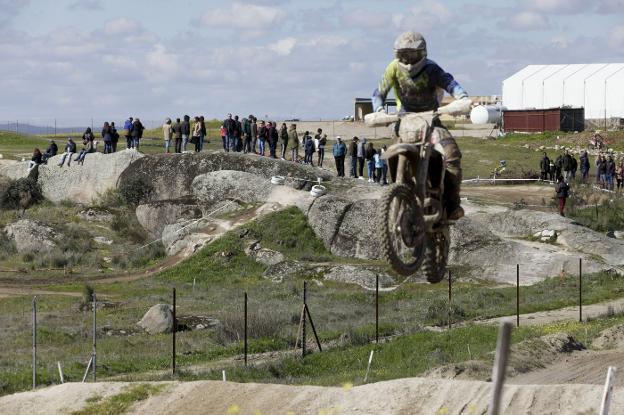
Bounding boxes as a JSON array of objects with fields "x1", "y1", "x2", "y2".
[{"x1": 372, "y1": 31, "x2": 470, "y2": 220}]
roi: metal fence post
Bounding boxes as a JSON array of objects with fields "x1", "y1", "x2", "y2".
[
  {"x1": 516, "y1": 264, "x2": 520, "y2": 328},
  {"x1": 579, "y1": 258, "x2": 583, "y2": 323},
  {"x1": 172, "y1": 287, "x2": 176, "y2": 375},
  {"x1": 32, "y1": 296, "x2": 37, "y2": 389},
  {"x1": 489, "y1": 321, "x2": 513, "y2": 415},
  {"x1": 92, "y1": 293, "x2": 96, "y2": 382},
  {"x1": 302, "y1": 281, "x2": 307, "y2": 358},
  {"x1": 244, "y1": 292, "x2": 248, "y2": 366},
  {"x1": 375, "y1": 275, "x2": 379, "y2": 343},
  {"x1": 448, "y1": 270, "x2": 452, "y2": 331}
]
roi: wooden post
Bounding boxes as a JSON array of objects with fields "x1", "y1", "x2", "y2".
[
  {"x1": 375, "y1": 275, "x2": 379, "y2": 343},
  {"x1": 600, "y1": 366, "x2": 617, "y2": 415},
  {"x1": 302, "y1": 281, "x2": 307, "y2": 358},
  {"x1": 92, "y1": 293, "x2": 96, "y2": 382},
  {"x1": 172, "y1": 287, "x2": 176, "y2": 376},
  {"x1": 363, "y1": 350, "x2": 374, "y2": 383},
  {"x1": 516, "y1": 264, "x2": 520, "y2": 328},
  {"x1": 305, "y1": 305, "x2": 322, "y2": 352},
  {"x1": 244, "y1": 292, "x2": 248, "y2": 367},
  {"x1": 448, "y1": 270, "x2": 452, "y2": 331},
  {"x1": 488, "y1": 321, "x2": 513, "y2": 415},
  {"x1": 32, "y1": 296, "x2": 37, "y2": 389},
  {"x1": 57, "y1": 362, "x2": 64, "y2": 384},
  {"x1": 579, "y1": 258, "x2": 583, "y2": 323},
  {"x1": 82, "y1": 356, "x2": 93, "y2": 383}
]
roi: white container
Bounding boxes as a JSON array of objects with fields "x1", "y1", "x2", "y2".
[
  {"x1": 310, "y1": 185, "x2": 326, "y2": 198},
  {"x1": 270, "y1": 176, "x2": 285, "y2": 185},
  {"x1": 470, "y1": 105, "x2": 506, "y2": 125}
]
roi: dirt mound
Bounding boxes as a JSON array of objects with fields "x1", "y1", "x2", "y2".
[{"x1": 593, "y1": 324, "x2": 624, "y2": 350}]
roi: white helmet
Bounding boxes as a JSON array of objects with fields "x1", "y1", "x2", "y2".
[{"x1": 394, "y1": 31, "x2": 427, "y2": 76}]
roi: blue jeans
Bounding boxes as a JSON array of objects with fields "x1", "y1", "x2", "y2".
[
  {"x1": 227, "y1": 135, "x2": 236, "y2": 152},
  {"x1": 350, "y1": 157, "x2": 358, "y2": 177},
  {"x1": 132, "y1": 137, "x2": 140, "y2": 150},
  {"x1": 198, "y1": 134, "x2": 204, "y2": 151},
  {"x1": 57, "y1": 152, "x2": 74, "y2": 166},
  {"x1": 258, "y1": 139, "x2": 265, "y2": 155},
  {"x1": 104, "y1": 142, "x2": 112, "y2": 154},
  {"x1": 182, "y1": 134, "x2": 188, "y2": 152},
  {"x1": 367, "y1": 160, "x2": 375, "y2": 179}
]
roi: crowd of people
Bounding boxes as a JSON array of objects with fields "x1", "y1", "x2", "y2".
[{"x1": 540, "y1": 150, "x2": 624, "y2": 191}]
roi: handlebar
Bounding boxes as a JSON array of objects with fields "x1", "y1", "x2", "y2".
[{"x1": 364, "y1": 98, "x2": 473, "y2": 127}]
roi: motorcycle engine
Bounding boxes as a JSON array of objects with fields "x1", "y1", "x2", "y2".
[{"x1": 398, "y1": 113, "x2": 433, "y2": 144}]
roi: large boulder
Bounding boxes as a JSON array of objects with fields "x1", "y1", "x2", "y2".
[
  {"x1": 118, "y1": 152, "x2": 332, "y2": 202},
  {"x1": 192, "y1": 170, "x2": 273, "y2": 204},
  {"x1": 4, "y1": 219, "x2": 56, "y2": 253},
  {"x1": 137, "y1": 304, "x2": 174, "y2": 334},
  {"x1": 136, "y1": 200, "x2": 204, "y2": 238},
  {"x1": 38, "y1": 149, "x2": 144, "y2": 204},
  {"x1": 0, "y1": 160, "x2": 36, "y2": 181}
]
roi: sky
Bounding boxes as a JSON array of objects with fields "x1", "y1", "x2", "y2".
[{"x1": 1, "y1": 0, "x2": 623, "y2": 124}]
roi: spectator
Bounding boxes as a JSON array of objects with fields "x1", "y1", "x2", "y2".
[
  {"x1": 42, "y1": 140, "x2": 58, "y2": 164},
  {"x1": 102, "y1": 122, "x2": 112, "y2": 154},
  {"x1": 549, "y1": 159, "x2": 556, "y2": 182},
  {"x1": 279, "y1": 123, "x2": 289, "y2": 159},
  {"x1": 57, "y1": 137, "x2": 76, "y2": 167},
  {"x1": 580, "y1": 151, "x2": 590, "y2": 182},
  {"x1": 110, "y1": 122, "x2": 119, "y2": 152},
  {"x1": 242, "y1": 116, "x2": 252, "y2": 153},
  {"x1": 28, "y1": 148, "x2": 42, "y2": 171},
  {"x1": 570, "y1": 153, "x2": 578, "y2": 180},
  {"x1": 288, "y1": 123, "x2": 299, "y2": 162},
  {"x1": 617, "y1": 159, "x2": 624, "y2": 191},
  {"x1": 357, "y1": 137, "x2": 366, "y2": 179},
  {"x1": 555, "y1": 175, "x2": 570, "y2": 216},
  {"x1": 562, "y1": 151, "x2": 573, "y2": 181},
  {"x1": 607, "y1": 155, "x2": 616, "y2": 190},
  {"x1": 268, "y1": 121, "x2": 278, "y2": 158},
  {"x1": 192, "y1": 116, "x2": 202, "y2": 153},
  {"x1": 348, "y1": 136, "x2": 359, "y2": 178},
  {"x1": 220, "y1": 124, "x2": 227, "y2": 151},
  {"x1": 314, "y1": 128, "x2": 322, "y2": 164},
  {"x1": 234, "y1": 115, "x2": 243, "y2": 152},
  {"x1": 539, "y1": 152, "x2": 550, "y2": 181},
  {"x1": 554, "y1": 153, "x2": 563, "y2": 179},
  {"x1": 181, "y1": 115, "x2": 190, "y2": 152},
  {"x1": 251, "y1": 116, "x2": 258, "y2": 153},
  {"x1": 332, "y1": 136, "x2": 346, "y2": 177},
  {"x1": 130, "y1": 118, "x2": 144, "y2": 150},
  {"x1": 223, "y1": 113, "x2": 235, "y2": 152},
  {"x1": 123, "y1": 117, "x2": 133, "y2": 149},
  {"x1": 303, "y1": 131, "x2": 314, "y2": 165},
  {"x1": 317, "y1": 134, "x2": 327, "y2": 167},
  {"x1": 74, "y1": 134, "x2": 95, "y2": 165},
  {"x1": 380, "y1": 145, "x2": 388, "y2": 185},
  {"x1": 365, "y1": 142, "x2": 376, "y2": 182},
  {"x1": 162, "y1": 118, "x2": 173, "y2": 153},
  {"x1": 258, "y1": 120, "x2": 267, "y2": 156},
  {"x1": 199, "y1": 116, "x2": 207, "y2": 151},
  {"x1": 172, "y1": 118, "x2": 183, "y2": 153},
  {"x1": 597, "y1": 155, "x2": 607, "y2": 188}
]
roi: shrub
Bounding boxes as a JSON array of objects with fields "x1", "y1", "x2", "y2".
[
  {"x1": 216, "y1": 309, "x2": 289, "y2": 344},
  {"x1": 58, "y1": 224, "x2": 93, "y2": 253},
  {"x1": 128, "y1": 242, "x2": 166, "y2": 268},
  {"x1": 118, "y1": 176, "x2": 154, "y2": 206},
  {"x1": 95, "y1": 188, "x2": 126, "y2": 208},
  {"x1": 0, "y1": 231, "x2": 16, "y2": 259},
  {"x1": 111, "y1": 212, "x2": 148, "y2": 243},
  {"x1": 0, "y1": 177, "x2": 43, "y2": 210}
]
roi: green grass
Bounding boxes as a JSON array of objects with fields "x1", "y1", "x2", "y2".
[{"x1": 71, "y1": 383, "x2": 165, "y2": 415}]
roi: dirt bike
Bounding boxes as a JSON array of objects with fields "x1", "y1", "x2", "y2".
[{"x1": 365, "y1": 99, "x2": 471, "y2": 282}]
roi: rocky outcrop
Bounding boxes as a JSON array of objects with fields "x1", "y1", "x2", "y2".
[
  {"x1": 0, "y1": 160, "x2": 37, "y2": 181},
  {"x1": 38, "y1": 149, "x2": 143, "y2": 204},
  {"x1": 192, "y1": 170, "x2": 273, "y2": 205},
  {"x1": 244, "y1": 240, "x2": 285, "y2": 266},
  {"x1": 4, "y1": 219, "x2": 56, "y2": 253},
  {"x1": 137, "y1": 304, "x2": 174, "y2": 334},
  {"x1": 118, "y1": 152, "x2": 332, "y2": 202},
  {"x1": 136, "y1": 200, "x2": 204, "y2": 238},
  {"x1": 323, "y1": 265, "x2": 395, "y2": 289}
]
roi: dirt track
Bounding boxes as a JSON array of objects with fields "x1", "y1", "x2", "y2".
[{"x1": 2, "y1": 378, "x2": 622, "y2": 415}]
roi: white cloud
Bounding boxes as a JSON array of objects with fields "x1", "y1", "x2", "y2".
[
  {"x1": 68, "y1": 0, "x2": 103, "y2": 11},
  {"x1": 523, "y1": 0, "x2": 589, "y2": 14},
  {"x1": 392, "y1": 0, "x2": 452, "y2": 31},
  {"x1": 145, "y1": 44, "x2": 179, "y2": 82},
  {"x1": 104, "y1": 18, "x2": 139, "y2": 35},
  {"x1": 506, "y1": 11, "x2": 550, "y2": 31},
  {"x1": 200, "y1": 3, "x2": 286, "y2": 29},
  {"x1": 609, "y1": 25, "x2": 624, "y2": 49},
  {"x1": 597, "y1": 0, "x2": 624, "y2": 13},
  {"x1": 343, "y1": 9, "x2": 391, "y2": 29},
  {"x1": 0, "y1": 0, "x2": 28, "y2": 25},
  {"x1": 269, "y1": 37, "x2": 297, "y2": 56}
]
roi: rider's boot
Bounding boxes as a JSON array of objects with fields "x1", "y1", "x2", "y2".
[{"x1": 437, "y1": 131, "x2": 464, "y2": 220}]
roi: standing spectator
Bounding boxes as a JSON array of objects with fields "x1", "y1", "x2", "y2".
[
  {"x1": 181, "y1": 115, "x2": 191, "y2": 152},
  {"x1": 332, "y1": 136, "x2": 346, "y2": 177},
  {"x1": 617, "y1": 159, "x2": 624, "y2": 191},
  {"x1": 380, "y1": 145, "x2": 388, "y2": 185},
  {"x1": 317, "y1": 134, "x2": 327, "y2": 167},
  {"x1": 304, "y1": 132, "x2": 315, "y2": 165},
  {"x1": 223, "y1": 113, "x2": 235, "y2": 152},
  {"x1": 192, "y1": 116, "x2": 202, "y2": 153},
  {"x1": 172, "y1": 118, "x2": 183, "y2": 153},
  {"x1": 242, "y1": 116, "x2": 252, "y2": 153},
  {"x1": 549, "y1": 159, "x2": 556, "y2": 181},
  {"x1": 597, "y1": 155, "x2": 607, "y2": 188},
  {"x1": 258, "y1": 120, "x2": 267, "y2": 156},
  {"x1": 110, "y1": 122, "x2": 119, "y2": 153},
  {"x1": 539, "y1": 152, "x2": 550, "y2": 181},
  {"x1": 123, "y1": 117, "x2": 133, "y2": 149},
  {"x1": 220, "y1": 124, "x2": 227, "y2": 151},
  {"x1": 570, "y1": 154, "x2": 578, "y2": 180},
  {"x1": 57, "y1": 137, "x2": 76, "y2": 167},
  {"x1": 102, "y1": 122, "x2": 112, "y2": 154},
  {"x1": 562, "y1": 151, "x2": 573, "y2": 181},
  {"x1": 199, "y1": 116, "x2": 207, "y2": 151},
  {"x1": 268, "y1": 121, "x2": 278, "y2": 158},
  {"x1": 357, "y1": 137, "x2": 366, "y2": 179},
  {"x1": 348, "y1": 137, "x2": 359, "y2": 178},
  {"x1": 580, "y1": 151, "x2": 590, "y2": 182},
  {"x1": 235, "y1": 115, "x2": 243, "y2": 152},
  {"x1": 554, "y1": 153, "x2": 563, "y2": 180},
  {"x1": 288, "y1": 123, "x2": 299, "y2": 162},
  {"x1": 365, "y1": 142, "x2": 376, "y2": 182},
  {"x1": 131, "y1": 118, "x2": 144, "y2": 150},
  {"x1": 28, "y1": 148, "x2": 42, "y2": 171},
  {"x1": 555, "y1": 176, "x2": 570, "y2": 216},
  {"x1": 42, "y1": 140, "x2": 58, "y2": 164},
  {"x1": 162, "y1": 118, "x2": 173, "y2": 153},
  {"x1": 373, "y1": 148, "x2": 383, "y2": 183},
  {"x1": 606, "y1": 155, "x2": 616, "y2": 190},
  {"x1": 314, "y1": 128, "x2": 323, "y2": 164},
  {"x1": 251, "y1": 116, "x2": 258, "y2": 153},
  {"x1": 279, "y1": 123, "x2": 289, "y2": 159}
]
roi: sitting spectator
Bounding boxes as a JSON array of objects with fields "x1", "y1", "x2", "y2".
[
  {"x1": 57, "y1": 137, "x2": 76, "y2": 167},
  {"x1": 28, "y1": 148, "x2": 42, "y2": 171},
  {"x1": 74, "y1": 136, "x2": 95, "y2": 165},
  {"x1": 365, "y1": 142, "x2": 376, "y2": 182},
  {"x1": 42, "y1": 140, "x2": 58, "y2": 164},
  {"x1": 288, "y1": 124, "x2": 299, "y2": 162},
  {"x1": 102, "y1": 122, "x2": 113, "y2": 154},
  {"x1": 163, "y1": 118, "x2": 173, "y2": 153}
]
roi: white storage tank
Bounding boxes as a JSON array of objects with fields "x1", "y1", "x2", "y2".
[{"x1": 470, "y1": 105, "x2": 506, "y2": 125}]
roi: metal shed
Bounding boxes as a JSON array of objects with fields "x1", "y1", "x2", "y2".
[{"x1": 503, "y1": 108, "x2": 584, "y2": 133}]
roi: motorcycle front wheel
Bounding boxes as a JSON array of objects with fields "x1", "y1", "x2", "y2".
[{"x1": 378, "y1": 183, "x2": 426, "y2": 276}]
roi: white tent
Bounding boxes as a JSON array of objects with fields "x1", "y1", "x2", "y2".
[{"x1": 502, "y1": 63, "x2": 624, "y2": 119}]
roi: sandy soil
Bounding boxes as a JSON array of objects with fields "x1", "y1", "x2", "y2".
[
  {"x1": 462, "y1": 183, "x2": 554, "y2": 208},
  {"x1": 2, "y1": 378, "x2": 622, "y2": 415}
]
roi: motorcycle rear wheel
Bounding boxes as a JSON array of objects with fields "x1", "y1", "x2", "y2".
[
  {"x1": 378, "y1": 183, "x2": 426, "y2": 276},
  {"x1": 421, "y1": 228, "x2": 450, "y2": 283}
]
